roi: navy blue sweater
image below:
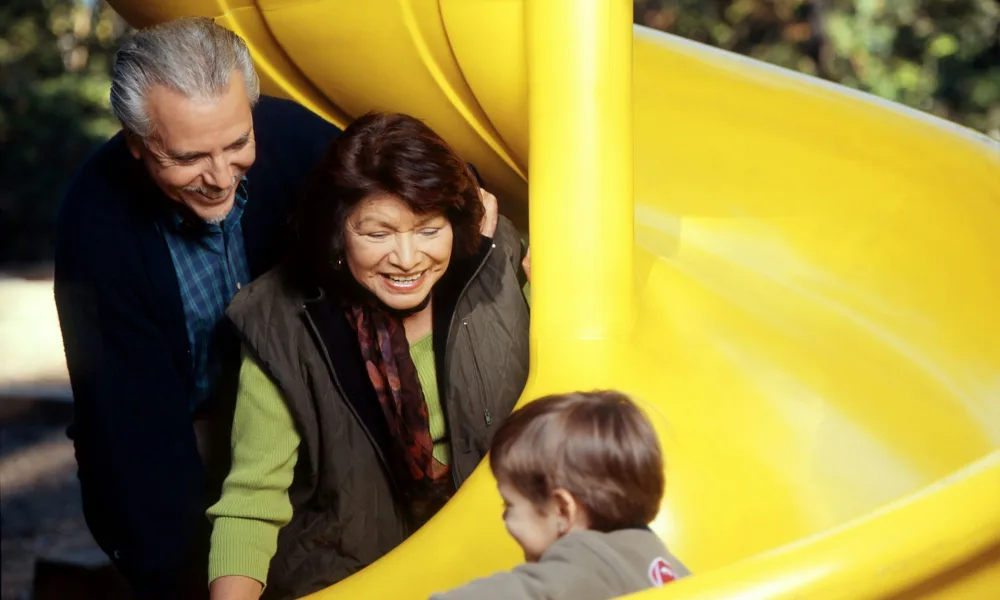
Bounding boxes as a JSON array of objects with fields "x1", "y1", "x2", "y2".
[{"x1": 53, "y1": 96, "x2": 340, "y2": 597}]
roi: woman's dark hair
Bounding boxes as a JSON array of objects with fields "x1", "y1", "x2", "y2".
[{"x1": 291, "y1": 111, "x2": 484, "y2": 288}]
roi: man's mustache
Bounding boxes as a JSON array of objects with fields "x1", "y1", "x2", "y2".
[{"x1": 182, "y1": 173, "x2": 242, "y2": 198}]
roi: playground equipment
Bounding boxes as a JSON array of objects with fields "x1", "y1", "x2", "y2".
[{"x1": 106, "y1": 1, "x2": 1000, "y2": 598}]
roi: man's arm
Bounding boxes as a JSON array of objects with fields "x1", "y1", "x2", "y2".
[{"x1": 54, "y1": 214, "x2": 206, "y2": 598}]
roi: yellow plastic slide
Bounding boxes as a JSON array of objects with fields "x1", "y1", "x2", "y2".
[{"x1": 106, "y1": 1, "x2": 1000, "y2": 598}]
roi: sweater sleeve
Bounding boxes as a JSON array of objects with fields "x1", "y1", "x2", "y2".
[{"x1": 207, "y1": 348, "x2": 299, "y2": 586}]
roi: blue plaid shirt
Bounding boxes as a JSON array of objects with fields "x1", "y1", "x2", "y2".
[{"x1": 157, "y1": 180, "x2": 251, "y2": 411}]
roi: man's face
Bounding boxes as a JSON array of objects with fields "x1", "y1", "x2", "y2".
[{"x1": 128, "y1": 72, "x2": 256, "y2": 222}]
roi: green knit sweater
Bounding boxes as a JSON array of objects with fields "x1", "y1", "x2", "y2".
[
  {"x1": 206, "y1": 333, "x2": 446, "y2": 585},
  {"x1": 209, "y1": 279, "x2": 530, "y2": 586}
]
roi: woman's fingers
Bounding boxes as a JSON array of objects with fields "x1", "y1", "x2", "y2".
[
  {"x1": 479, "y1": 188, "x2": 499, "y2": 238},
  {"x1": 522, "y1": 247, "x2": 531, "y2": 283}
]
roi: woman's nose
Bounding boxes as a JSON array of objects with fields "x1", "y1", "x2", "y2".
[{"x1": 390, "y1": 235, "x2": 419, "y2": 270}]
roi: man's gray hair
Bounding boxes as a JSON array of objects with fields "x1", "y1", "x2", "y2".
[{"x1": 110, "y1": 17, "x2": 260, "y2": 140}]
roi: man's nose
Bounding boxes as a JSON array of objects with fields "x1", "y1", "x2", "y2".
[{"x1": 202, "y1": 155, "x2": 233, "y2": 189}]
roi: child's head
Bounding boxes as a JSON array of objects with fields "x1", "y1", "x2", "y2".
[{"x1": 489, "y1": 390, "x2": 665, "y2": 561}]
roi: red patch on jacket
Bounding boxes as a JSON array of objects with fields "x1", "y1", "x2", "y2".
[{"x1": 648, "y1": 557, "x2": 676, "y2": 586}]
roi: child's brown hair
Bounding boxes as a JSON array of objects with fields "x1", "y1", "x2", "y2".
[{"x1": 488, "y1": 390, "x2": 665, "y2": 532}]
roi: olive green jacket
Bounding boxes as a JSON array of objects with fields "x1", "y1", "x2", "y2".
[
  {"x1": 431, "y1": 528, "x2": 691, "y2": 600},
  {"x1": 224, "y1": 216, "x2": 530, "y2": 599}
]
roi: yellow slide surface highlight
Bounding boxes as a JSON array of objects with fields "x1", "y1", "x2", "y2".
[{"x1": 106, "y1": 1, "x2": 1000, "y2": 598}]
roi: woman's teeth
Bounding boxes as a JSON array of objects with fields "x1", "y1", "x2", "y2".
[{"x1": 387, "y1": 273, "x2": 421, "y2": 283}]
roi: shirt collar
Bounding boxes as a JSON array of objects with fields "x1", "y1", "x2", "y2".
[{"x1": 164, "y1": 177, "x2": 249, "y2": 236}]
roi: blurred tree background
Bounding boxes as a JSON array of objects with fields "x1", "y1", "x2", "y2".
[
  {"x1": 635, "y1": 0, "x2": 1000, "y2": 134},
  {"x1": 1, "y1": 0, "x2": 998, "y2": 266},
  {"x1": 1, "y1": 0, "x2": 128, "y2": 267}
]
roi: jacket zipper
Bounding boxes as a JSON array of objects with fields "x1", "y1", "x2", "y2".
[
  {"x1": 441, "y1": 241, "x2": 495, "y2": 486},
  {"x1": 302, "y1": 309, "x2": 404, "y2": 515}
]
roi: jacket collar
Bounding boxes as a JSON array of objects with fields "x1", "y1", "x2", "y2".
[{"x1": 300, "y1": 233, "x2": 495, "y2": 391}]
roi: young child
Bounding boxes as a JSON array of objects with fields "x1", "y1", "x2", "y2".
[{"x1": 431, "y1": 390, "x2": 690, "y2": 600}]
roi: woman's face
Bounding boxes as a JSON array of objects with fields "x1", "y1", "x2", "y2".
[{"x1": 343, "y1": 194, "x2": 454, "y2": 310}]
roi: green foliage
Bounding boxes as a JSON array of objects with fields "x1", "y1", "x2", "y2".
[
  {"x1": 0, "y1": 0, "x2": 129, "y2": 265},
  {"x1": 1, "y1": 1, "x2": 996, "y2": 265},
  {"x1": 634, "y1": 0, "x2": 1000, "y2": 136}
]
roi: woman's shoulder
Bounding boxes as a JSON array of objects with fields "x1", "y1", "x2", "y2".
[
  {"x1": 491, "y1": 215, "x2": 523, "y2": 261},
  {"x1": 227, "y1": 264, "x2": 310, "y2": 326}
]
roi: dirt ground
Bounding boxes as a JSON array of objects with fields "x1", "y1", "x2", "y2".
[
  {"x1": 0, "y1": 397, "x2": 99, "y2": 600},
  {"x1": 0, "y1": 266, "x2": 91, "y2": 599},
  {"x1": 1, "y1": 267, "x2": 136, "y2": 599}
]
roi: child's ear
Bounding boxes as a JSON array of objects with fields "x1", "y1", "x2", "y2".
[{"x1": 551, "y1": 488, "x2": 589, "y2": 533}]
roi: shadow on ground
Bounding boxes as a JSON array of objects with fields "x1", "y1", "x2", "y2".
[{"x1": 0, "y1": 397, "x2": 132, "y2": 600}]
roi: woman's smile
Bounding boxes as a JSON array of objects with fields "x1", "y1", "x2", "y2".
[
  {"x1": 380, "y1": 270, "x2": 427, "y2": 293},
  {"x1": 344, "y1": 194, "x2": 454, "y2": 311}
]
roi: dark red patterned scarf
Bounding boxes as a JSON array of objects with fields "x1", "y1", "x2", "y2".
[{"x1": 345, "y1": 301, "x2": 454, "y2": 527}]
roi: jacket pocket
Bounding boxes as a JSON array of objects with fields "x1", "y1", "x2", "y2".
[{"x1": 459, "y1": 319, "x2": 494, "y2": 455}]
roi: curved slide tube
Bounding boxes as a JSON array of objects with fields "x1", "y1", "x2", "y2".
[{"x1": 106, "y1": 1, "x2": 1000, "y2": 598}]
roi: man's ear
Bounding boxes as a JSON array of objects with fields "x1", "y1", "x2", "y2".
[
  {"x1": 551, "y1": 488, "x2": 589, "y2": 533},
  {"x1": 124, "y1": 130, "x2": 143, "y2": 160}
]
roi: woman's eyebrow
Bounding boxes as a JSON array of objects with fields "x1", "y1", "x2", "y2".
[
  {"x1": 414, "y1": 214, "x2": 446, "y2": 226},
  {"x1": 355, "y1": 217, "x2": 396, "y2": 229}
]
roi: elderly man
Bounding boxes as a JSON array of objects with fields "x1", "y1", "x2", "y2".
[{"x1": 53, "y1": 17, "x2": 339, "y2": 599}]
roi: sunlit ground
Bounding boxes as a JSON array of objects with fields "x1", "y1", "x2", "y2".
[
  {"x1": 0, "y1": 269, "x2": 70, "y2": 399},
  {"x1": 0, "y1": 267, "x2": 99, "y2": 600}
]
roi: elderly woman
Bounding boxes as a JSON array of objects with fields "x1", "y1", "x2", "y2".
[{"x1": 207, "y1": 112, "x2": 530, "y2": 600}]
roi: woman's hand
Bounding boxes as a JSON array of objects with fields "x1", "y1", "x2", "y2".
[
  {"x1": 479, "y1": 188, "x2": 498, "y2": 238},
  {"x1": 522, "y1": 246, "x2": 531, "y2": 283},
  {"x1": 210, "y1": 575, "x2": 263, "y2": 600}
]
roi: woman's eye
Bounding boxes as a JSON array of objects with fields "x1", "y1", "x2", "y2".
[
  {"x1": 420, "y1": 228, "x2": 440, "y2": 236},
  {"x1": 366, "y1": 232, "x2": 389, "y2": 239}
]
